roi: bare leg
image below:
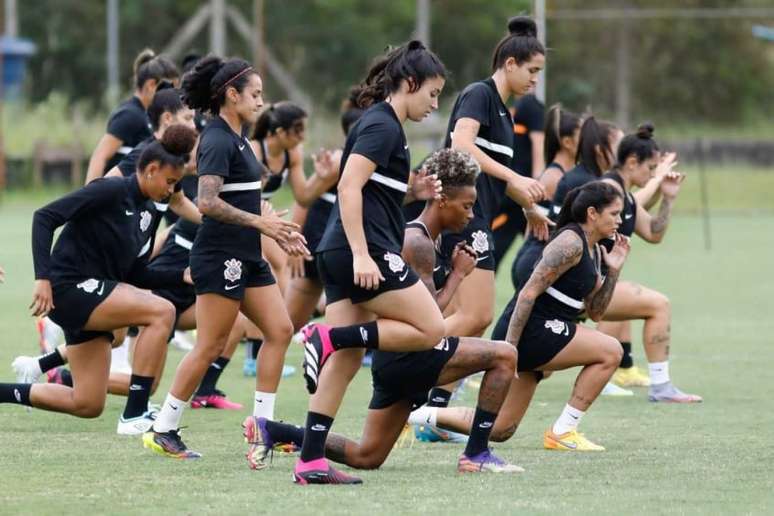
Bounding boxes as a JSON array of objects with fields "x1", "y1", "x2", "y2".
[
  {"x1": 442, "y1": 268, "x2": 495, "y2": 337},
  {"x1": 285, "y1": 277, "x2": 324, "y2": 332}
]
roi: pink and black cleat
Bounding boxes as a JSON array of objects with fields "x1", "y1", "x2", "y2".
[
  {"x1": 299, "y1": 323, "x2": 336, "y2": 395},
  {"x1": 293, "y1": 458, "x2": 362, "y2": 485}
]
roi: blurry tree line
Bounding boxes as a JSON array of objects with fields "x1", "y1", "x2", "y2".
[{"x1": 15, "y1": 0, "x2": 774, "y2": 128}]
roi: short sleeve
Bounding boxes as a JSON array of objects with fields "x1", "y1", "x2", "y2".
[
  {"x1": 107, "y1": 108, "x2": 146, "y2": 143},
  {"x1": 117, "y1": 147, "x2": 140, "y2": 177},
  {"x1": 351, "y1": 117, "x2": 400, "y2": 169},
  {"x1": 197, "y1": 129, "x2": 235, "y2": 178},
  {"x1": 453, "y1": 83, "x2": 492, "y2": 128},
  {"x1": 518, "y1": 95, "x2": 545, "y2": 133}
]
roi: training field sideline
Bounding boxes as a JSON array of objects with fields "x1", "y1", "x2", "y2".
[{"x1": 0, "y1": 192, "x2": 772, "y2": 515}]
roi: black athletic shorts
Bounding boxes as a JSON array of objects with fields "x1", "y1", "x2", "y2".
[
  {"x1": 317, "y1": 247, "x2": 420, "y2": 305},
  {"x1": 153, "y1": 286, "x2": 196, "y2": 319},
  {"x1": 190, "y1": 252, "x2": 275, "y2": 301},
  {"x1": 442, "y1": 216, "x2": 495, "y2": 271},
  {"x1": 369, "y1": 336, "x2": 459, "y2": 410},
  {"x1": 302, "y1": 254, "x2": 320, "y2": 282},
  {"x1": 491, "y1": 300, "x2": 576, "y2": 372},
  {"x1": 48, "y1": 278, "x2": 118, "y2": 345}
]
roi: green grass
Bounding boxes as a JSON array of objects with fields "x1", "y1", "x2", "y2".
[{"x1": 0, "y1": 170, "x2": 773, "y2": 515}]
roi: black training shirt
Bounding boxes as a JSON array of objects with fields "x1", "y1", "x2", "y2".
[
  {"x1": 105, "y1": 96, "x2": 153, "y2": 173},
  {"x1": 551, "y1": 163, "x2": 599, "y2": 219},
  {"x1": 193, "y1": 115, "x2": 263, "y2": 260},
  {"x1": 511, "y1": 94, "x2": 544, "y2": 178},
  {"x1": 32, "y1": 175, "x2": 182, "y2": 288},
  {"x1": 318, "y1": 102, "x2": 410, "y2": 254},
  {"x1": 444, "y1": 78, "x2": 515, "y2": 224}
]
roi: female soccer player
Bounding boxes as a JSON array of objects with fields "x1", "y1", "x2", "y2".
[
  {"x1": 245, "y1": 149, "x2": 521, "y2": 478},
  {"x1": 143, "y1": 55, "x2": 308, "y2": 459},
  {"x1": 442, "y1": 17, "x2": 549, "y2": 340},
  {"x1": 0, "y1": 127, "x2": 197, "y2": 421},
  {"x1": 597, "y1": 124, "x2": 701, "y2": 402},
  {"x1": 249, "y1": 101, "x2": 338, "y2": 294},
  {"x1": 289, "y1": 41, "x2": 447, "y2": 484},
  {"x1": 85, "y1": 49, "x2": 179, "y2": 182}
]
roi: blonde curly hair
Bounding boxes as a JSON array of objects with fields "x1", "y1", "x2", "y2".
[{"x1": 422, "y1": 148, "x2": 479, "y2": 195}]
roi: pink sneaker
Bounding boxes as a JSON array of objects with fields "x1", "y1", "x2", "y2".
[
  {"x1": 46, "y1": 367, "x2": 67, "y2": 385},
  {"x1": 300, "y1": 323, "x2": 336, "y2": 395},
  {"x1": 293, "y1": 458, "x2": 362, "y2": 485},
  {"x1": 191, "y1": 390, "x2": 243, "y2": 410}
]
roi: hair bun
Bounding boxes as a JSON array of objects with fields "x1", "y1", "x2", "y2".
[
  {"x1": 507, "y1": 16, "x2": 538, "y2": 38},
  {"x1": 133, "y1": 48, "x2": 156, "y2": 74},
  {"x1": 636, "y1": 122, "x2": 655, "y2": 139},
  {"x1": 160, "y1": 124, "x2": 197, "y2": 156},
  {"x1": 407, "y1": 39, "x2": 426, "y2": 51}
]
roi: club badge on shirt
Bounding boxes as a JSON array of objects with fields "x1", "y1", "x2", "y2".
[
  {"x1": 139, "y1": 211, "x2": 152, "y2": 232},
  {"x1": 471, "y1": 230, "x2": 490, "y2": 254}
]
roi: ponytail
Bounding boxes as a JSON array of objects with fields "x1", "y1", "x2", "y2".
[
  {"x1": 252, "y1": 101, "x2": 307, "y2": 140},
  {"x1": 554, "y1": 181, "x2": 622, "y2": 234},
  {"x1": 543, "y1": 104, "x2": 581, "y2": 165}
]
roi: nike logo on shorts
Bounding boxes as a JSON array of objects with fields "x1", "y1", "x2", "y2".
[
  {"x1": 399, "y1": 269, "x2": 409, "y2": 281},
  {"x1": 225, "y1": 283, "x2": 240, "y2": 291},
  {"x1": 125, "y1": 210, "x2": 134, "y2": 216},
  {"x1": 476, "y1": 255, "x2": 489, "y2": 262}
]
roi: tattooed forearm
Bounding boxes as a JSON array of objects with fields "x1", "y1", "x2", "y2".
[
  {"x1": 506, "y1": 231, "x2": 583, "y2": 346},
  {"x1": 586, "y1": 268, "x2": 620, "y2": 320},
  {"x1": 650, "y1": 196, "x2": 674, "y2": 237},
  {"x1": 402, "y1": 231, "x2": 440, "y2": 301},
  {"x1": 197, "y1": 175, "x2": 259, "y2": 228},
  {"x1": 324, "y1": 432, "x2": 354, "y2": 464}
]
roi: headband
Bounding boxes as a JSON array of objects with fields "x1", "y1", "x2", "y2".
[{"x1": 213, "y1": 66, "x2": 254, "y2": 99}]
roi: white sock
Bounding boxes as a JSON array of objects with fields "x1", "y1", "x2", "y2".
[
  {"x1": 253, "y1": 391, "x2": 276, "y2": 420},
  {"x1": 408, "y1": 405, "x2": 438, "y2": 427},
  {"x1": 552, "y1": 404, "x2": 585, "y2": 435},
  {"x1": 153, "y1": 393, "x2": 187, "y2": 433},
  {"x1": 648, "y1": 361, "x2": 670, "y2": 385}
]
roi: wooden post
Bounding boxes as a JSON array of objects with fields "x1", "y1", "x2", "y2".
[
  {"x1": 534, "y1": 0, "x2": 546, "y2": 103},
  {"x1": 106, "y1": 0, "x2": 119, "y2": 107},
  {"x1": 615, "y1": 15, "x2": 631, "y2": 129},
  {"x1": 210, "y1": 0, "x2": 226, "y2": 55},
  {"x1": 253, "y1": 0, "x2": 265, "y2": 77},
  {"x1": 415, "y1": 0, "x2": 430, "y2": 45}
]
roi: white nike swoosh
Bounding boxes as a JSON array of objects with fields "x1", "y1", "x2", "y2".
[
  {"x1": 238, "y1": 144, "x2": 245, "y2": 151},
  {"x1": 399, "y1": 270, "x2": 409, "y2": 281},
  {"x1": 125, "y1": 210, "x2": 134, "y2": 216},
  {"x1": 499, "y1": 111, "x2": 507, "y2": 116},
  {"x1": 403, "y1": 144, "x2": 409, "y2": 149},
  {"x1": 476, "y1": 255, "x2": 489, "y2": 262},
  {"x1": 97, "y1": 283, "x2": 105, "y2": 296},
  {"x1": 225, "y1": 284, "x2": 240, "y2": 291},
  {"x1": 433, "y1": 266, "x2": 441, "y2": 272}
]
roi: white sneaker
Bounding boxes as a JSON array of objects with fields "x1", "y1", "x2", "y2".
[
  {"x1": 11, "y1": 356, "x2": 42, "y2": 383},
  {"x1": 117, "y1": 411, "x2": 156, "y2": 436},
  {"x1": 170, "y1": 330, "x2": 195, "y2": 352},
  {"x1": 601, "y1": 382, "x2": 634, "y2": 397}
]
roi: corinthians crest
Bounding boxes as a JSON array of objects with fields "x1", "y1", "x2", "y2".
[
  {"x1": 471, "y1": 230, "x2": 489, "y2": 254},
  {"x1": 544, "y1": 319, "x2": 569, "y2": 336},
  {"x1": 223, "y1": 258, "x2": 243, "y2": 282},
  {"x1": 139, "y1": 210, "x2": 152, "y2": 232},
  {"x1": 383, "y1": 252, "x2": 405, "y2": 273}
]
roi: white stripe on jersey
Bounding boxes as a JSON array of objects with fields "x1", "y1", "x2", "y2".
[
  {"x1": 370, "y1": 172, "x2": 408, "y2": 193},
  {"x1": 153, "y1": 202, "x2": 169, "y2": 212},
  {"x1": 220, "y1": 181, "x2": 262, "y2": 192},
  {"x1": 473, "y1": 136, "x2": 514, "y2": 158},
  {"x1": 174, "y1": 234, "x2": 193, "y2": 250},
  {"x1": 320, "y1": 192, "x2": 337, "y2": 204},
  {"x1": 546, "y1": 286, "x2": 584, "y2": 310},
  {"x1": 117, "y1": 146, "x2": 133, "y2": 155},
  {"x1": 137, "y1": 238, "x2": 151, "y2": 257}
]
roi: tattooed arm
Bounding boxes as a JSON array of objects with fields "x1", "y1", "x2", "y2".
[
  {"x1": 197, "y1": 174, "x2": 300, "y2": 244},
  {"x1": 586, "y1": 234, "x2": 631, "y2": 321},
  {"x1": 505, "y1": 230, "x2": 583, "y2": 347},
  {"x1": 634, "y1": 193, "x2": 674, "y2": 243},
  {"x1": 402, "y1": 228, "x2": 439, "y2": 294}
]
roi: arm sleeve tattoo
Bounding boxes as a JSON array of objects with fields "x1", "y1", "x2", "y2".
[
  {"x1": 197, "y1": 175, "x2": 259, "y2": 228},
  {"x1": 505, "y1": 230, "x2": 583, "y2": 347},
  {"x1": 649, "y1": 196, "x2": 673, "y2": 237},
  {"x1": 402, "y1": 231, "x2": 438, "y2": 300}
]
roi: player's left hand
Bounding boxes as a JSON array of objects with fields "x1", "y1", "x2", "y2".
[
  {"x1": 410, "y1": 167, "x2": 442, "y2": 201},
  {"x1": 278, "y1": 231, "x2": 311, "y2": 258},
  {"x1": 659, "y1": 170, "x2": 685, "y2": 200},
  {"x1": 524, "y1": 207, "x2": 554, "y2": 241},
  {"x1": 601, "y1": 232, "x2": 631, "y2": 272}
]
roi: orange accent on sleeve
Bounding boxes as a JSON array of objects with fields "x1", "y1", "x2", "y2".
[
  {"x1": 513, "y1": 123, "x2": 528, "y2": 135},
  {"x1": 491, "y1": 213, "x2": 509, "y2": 230}
]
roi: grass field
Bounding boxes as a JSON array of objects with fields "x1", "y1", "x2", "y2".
[{"x1": 0, "y1": 169, "x2": 773, "y2": 515}]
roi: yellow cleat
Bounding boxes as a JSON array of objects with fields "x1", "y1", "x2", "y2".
[
  {"x1": 544, "y1": 428, "x2": 605, "y2": 452},
  {"x1": 612, "y1": 366, "x2": 651, "y2": 387}
]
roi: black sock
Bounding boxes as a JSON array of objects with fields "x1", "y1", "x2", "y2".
[
  {"x1": 247, "y1": 338, "x2": 263, "y2": 360},
  {"x1": 464, "y1": 406, "x2": 497, "y2": 458},
  {"x1": 0, "y1": 383, "x2": 32, "y2": 406},
  {"x1": 197, "y1": 357, "x2": 229, "y2": 396},
  {"x1": 620, "y1": 341, "x2": 633, "y2": 369},
  {"x1": 39, "y1": 348, "x2": 65, "y2": 373},
  {"x1": 299, "y1": 411, "x2": 334, "y2": 462},
  {"x1": 329, "y1": 321, "x2": 379, "y2": 350},
  {"x1": 122, "y1": 374, "x2": 153, "y2": 419},
  {"x1": 427, "y1": 387, "x2": 453, "y2": 408},
  {"x1": 60, "y1": 369, "x2": 73, "y2": 387},
  {"x1": 266, "y1": 420, "x2": 305, "y2": 447}
]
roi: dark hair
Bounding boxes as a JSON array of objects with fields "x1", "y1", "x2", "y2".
[
  {"x1": 576, "y1": 116, "x2": 618, "y2": 177},
  {"x1": 252, "y1": 101, "x2": 307, "y2": 140},
  {"x1": 147, "y1": 88, "x2": 185, "y2": 131},
  {"x1": 423, "y1": 148, "x2": 479, "y2": 198},
  {"x1": 544, "y1": 104, "x2": 581, "y2": 165},
  {"x1": 341, "y1": 85, "x2": 365, "y2": 135},
  {"x1": 181, "y1": 53, "x2": 201, "y2": 74},
  {"x1": 357, "y1": 40, "x2": 446, "y2": 109},
  {"x1": 616, "y1": 122, "x2": 659, "y2": 166},
  {"x1": 181, "y1": 55, "x2": 255, "y2": 115},
  {"x1": 492, "y1": 17, "x2": 545, "y2": 71},
  {"x1": 133, "y1": 49, "x2": 179, "y2": 89},
  {"x1": 555, "y1": 181, "x2": 623, "y2": 232},
  {"x1": 137, "y1": 124, "x2": 197, "y2": 171}
]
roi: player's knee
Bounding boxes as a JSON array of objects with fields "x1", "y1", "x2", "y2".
[
  {"x1": 601, "y1": 336, "x2": 623, "y2": 367},
  {"x1": 151, "y1": 298, "x2": 176, "y2": 329},
  {"x1": 420, "y1": 318, "x2": 446, "y2": 349},
  {"x1": 493, "y1": 341, "x2": 517, "y2": 373},
  {"x1": 491, "y1": 422, "x2": 517, "y2": 442},
  {"x1": 654, "y1": 292, "x2": 671, "y2": 315},
  {"x1": 73, "y1": 397, "x2": 105, "y2": 418}
]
